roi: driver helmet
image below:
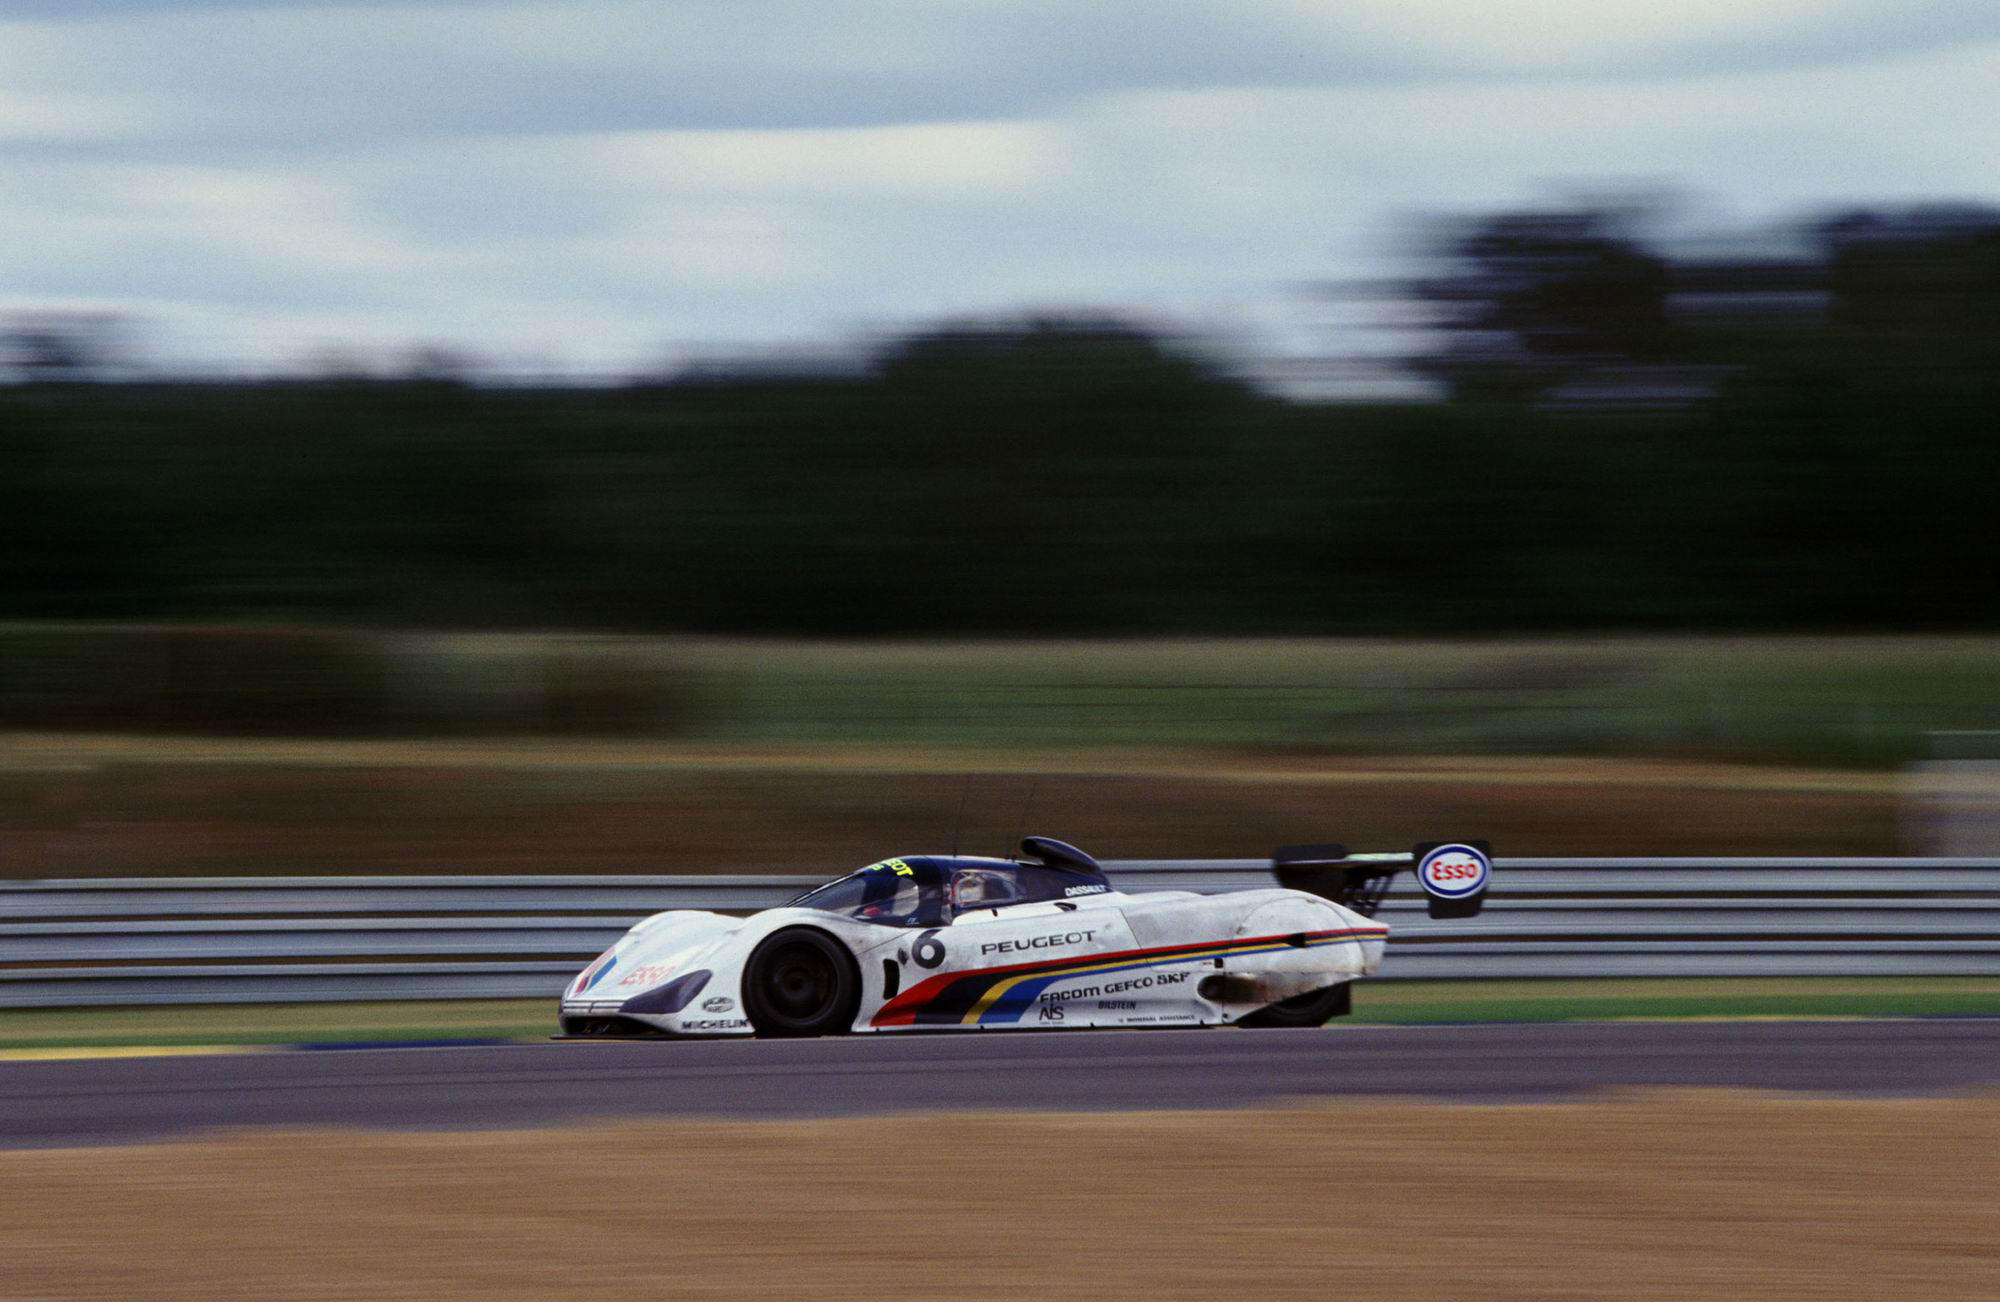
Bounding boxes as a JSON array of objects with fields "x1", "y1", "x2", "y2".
[{"x1": 952, "y1": 868, "x2": 1010, "y2": 910}]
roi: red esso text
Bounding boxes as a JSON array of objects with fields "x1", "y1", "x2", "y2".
[
  {"x1": 1423, "y1": 855, "x2": 1483, "y2": 887},
  {"x1": 619, "y1": 961, "x2": 677, "y2": 987}
]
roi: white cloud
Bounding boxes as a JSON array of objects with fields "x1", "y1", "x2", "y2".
[
  {"x1": 1, "y1": 2, "x2": 1997, "y2": 377},
  {"x1": 582, "y1": 121, "x2": 1063, "y2": 198},
  {"x1": 5, "y1": 0, "x2": 1994, "y2": 152},
  {"x1": 0, "y1": 85, "x2": 151, "y2": 142},
  {"x1": 1303, "y1": 0, "x2": 1870, "y2": 71}
]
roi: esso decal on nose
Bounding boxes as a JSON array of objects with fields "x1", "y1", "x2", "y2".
[{"x1": 1417, "y1": 844, "x2": 1490, "y2": 899}]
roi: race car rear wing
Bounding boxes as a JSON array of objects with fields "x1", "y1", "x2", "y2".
[{"x1": 1273, "y1": 841, "x2": 1491, "y2": 920}]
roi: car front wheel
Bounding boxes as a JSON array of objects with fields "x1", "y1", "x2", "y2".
[{"x1": 742, "y1": 927, "x2": 861, "y2": 1037}]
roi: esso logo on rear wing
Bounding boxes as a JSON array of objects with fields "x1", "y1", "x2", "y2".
[{"x1": 1414, "y1": 842, "x2": 1490, "y2": 919}]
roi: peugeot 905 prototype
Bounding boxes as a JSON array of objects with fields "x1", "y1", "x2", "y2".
[{"x1": 559, "y1": 836, "x2": 1489, "y2": 1038}]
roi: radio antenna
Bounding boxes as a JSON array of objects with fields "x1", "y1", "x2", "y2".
[
  {"x1": 948, "y1": 773, "x2": 973, "y2": 858},
  {"x1": 1008, "y1": 776, "x2": 1042, "y2": 860}
]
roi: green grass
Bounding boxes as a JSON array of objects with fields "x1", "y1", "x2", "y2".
[
  {"x1": 0, "y1": 1000, "x2": 555, "y2": 1051},
  {"x1": 322, "y1": 632, "x2": 2000, "y2": 766},
  {"x1": 8, "y1": 627, "x2": 2000, "y2": 766},
  {"x1": 2, "y1": 981, "x2": 1997, "y2": 1051},
  {"x1": 1348, "y1": 977, "x2": 2000, "y2": 1024}
]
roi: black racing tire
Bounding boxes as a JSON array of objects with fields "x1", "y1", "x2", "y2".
[
  {"x1": 741, "y1": 927, "x2": 861, "y2": 1038},
  {"x1": 1239, "y1": 982, "x2": 1352, "y2": 1028}
]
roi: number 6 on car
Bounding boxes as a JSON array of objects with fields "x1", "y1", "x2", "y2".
[{"x1": 557, "y1": 835, "x2": 1492, "y2": 1039}]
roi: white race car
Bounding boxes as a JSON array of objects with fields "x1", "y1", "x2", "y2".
[{"x1": 558, "y1": 836, "x2": 1490, "y2": 1038}]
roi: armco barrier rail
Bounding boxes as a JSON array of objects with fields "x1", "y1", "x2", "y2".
[{"x1": 4, "y1": 858, "x2": 1998, "y2": 1006}]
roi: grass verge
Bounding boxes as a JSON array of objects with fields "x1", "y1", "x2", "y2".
[
  {"x1": 1, "y1": 980, "x2": 1997, "y2": 1051},
  {"x1": 1349, "y1": 976, "x2": 2000, "y2": 1023},
  {"x1": 12, "y1": 628, "x2": 2000, "y2": 763},
  {"x1": 0, "y1": 1000, "x2": 555, "y2": 1051}
]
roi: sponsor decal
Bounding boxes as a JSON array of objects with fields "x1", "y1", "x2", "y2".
[
  {"x1": 1417, "y1": 843, "x2": 1491, "y2": 900},
  {"x1": 1036, "y1": 970, "x2": 1193, "y2": 1006},
  {"x1": 678, "y1": 1018, "x2": 750, "y2": 1031},
  {"x1": 1097, "y1": 999, "x2": 1138, "y2": 1010},
  {"x1": 981, "y1": 929, "x2": 1097, "y2": 957},
  {"x1": 701, "y1": 996, "x2": 735, "y2": 1013},
  {"x1": 618, "y1": 960, "x2": 680, "y2": 988},
  {"x1": 1036, "y1": 1003, "x2": 1065, "y2": 1023},
  {"x1": 1064, "y1": 883, "x2": 1108, "y2": 896},
  {"x1": 572, "y1": 950, "x2": 618, "y2": 995},
  {"x1": 865, "y1": 858, "x2": 915, "y2": 877},
  {"x1": 872, "y1": 926, "x2": 1385, "y2": 1029}
]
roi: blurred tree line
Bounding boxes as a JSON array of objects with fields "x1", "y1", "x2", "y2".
[{"x1": 3, "y1": 201, "x2": 1996, "y2": 635}]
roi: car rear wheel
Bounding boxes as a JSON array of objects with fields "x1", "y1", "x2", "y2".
[
  {"x1": 1240, "y1": 982, "x2": 1352, "y2": 1028},
  {"x1": 742, "y1": 928, "x2": 861, "y2": 1037}
]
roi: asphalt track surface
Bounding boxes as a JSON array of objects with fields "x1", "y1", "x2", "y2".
[{"x1": 4, "y1": 1020, "x2": 1998, "y2": 1148}]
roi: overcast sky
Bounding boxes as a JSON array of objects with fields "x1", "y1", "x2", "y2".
[{"x1": 5, "y1": 0, "x2": 1999, "y2": 380}]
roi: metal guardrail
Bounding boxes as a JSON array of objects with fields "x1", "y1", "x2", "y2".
[{"x1": 4, "y1": 858, "x2": 1998, "y2": 1006}]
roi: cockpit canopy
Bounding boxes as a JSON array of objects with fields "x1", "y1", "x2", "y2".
[
  {"x1": 787, "y1": 857, "x2": 950, "y2": 928},
  {"x1": 787, "y1": 842, "x2": 1111, "y2": 928}
]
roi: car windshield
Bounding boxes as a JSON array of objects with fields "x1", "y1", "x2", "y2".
[{"x1": 787, "y1": 858, "x2": 947, "y2": 928}]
